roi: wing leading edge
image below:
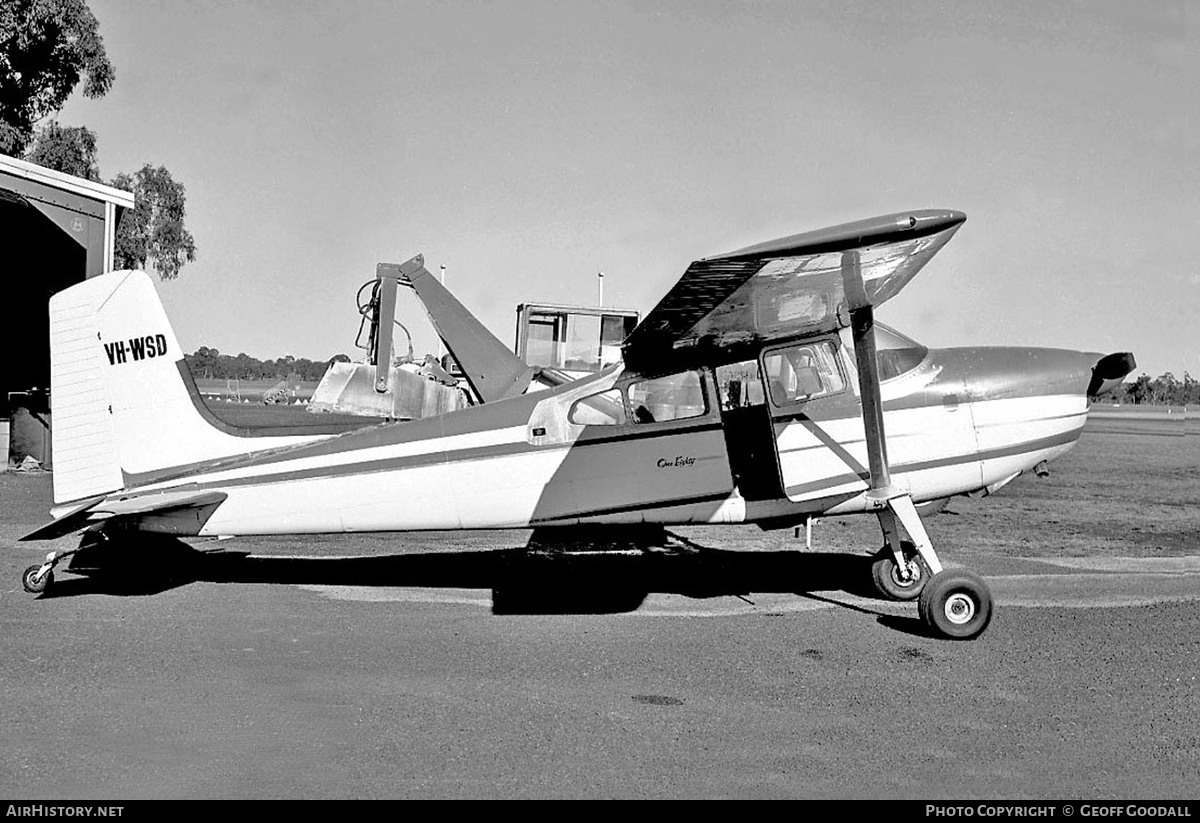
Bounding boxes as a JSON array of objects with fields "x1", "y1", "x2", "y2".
[{"x1": 622, "y1": 209, "x2": 965, "y2": 372}]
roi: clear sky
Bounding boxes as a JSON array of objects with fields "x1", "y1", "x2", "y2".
[{"x1": 56, "y1": 0, "x2": 1196, "y2": 379}]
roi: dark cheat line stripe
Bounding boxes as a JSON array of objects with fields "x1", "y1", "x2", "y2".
[{"x1": 131, "y1": 421, "x2": 728, "y2": 495}]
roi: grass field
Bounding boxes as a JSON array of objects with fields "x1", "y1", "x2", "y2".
[
  {"x1": 1088, "y1": 404, "x2": 1199, "y2": 437},
  {"x1": 912, "y1": 427, "x2": 1198, "y2": 558},
  {"x1": 193, "y1": 378, "x2": 320, "y2": 403}
]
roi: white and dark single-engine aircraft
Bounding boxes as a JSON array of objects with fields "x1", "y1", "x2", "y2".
[{"x1": 19, "y1": 209, "x2": 1134, "y2": 639}]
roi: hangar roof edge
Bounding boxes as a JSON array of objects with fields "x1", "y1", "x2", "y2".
[{"x1": 0, "y1": 153, "x2": 136, "y2": 209}]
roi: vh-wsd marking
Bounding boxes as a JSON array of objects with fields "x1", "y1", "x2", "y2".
[{"x1": 104, "y1": 333, "x2": 168, "y2": 365}]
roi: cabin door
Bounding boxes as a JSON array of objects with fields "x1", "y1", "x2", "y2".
[
  {"x1": 761, "y1": 338, "x2": 870, "y2": 505},
  {"x1": 717, "y1": 339, "x2": 862, "y2": 505},
  {"x1": 715, "y1": 360, "x2": 786, "y2": 501}
]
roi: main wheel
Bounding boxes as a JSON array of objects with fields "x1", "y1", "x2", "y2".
[
  {"x1": 918, "y1": 570, "x2": 993, "y2": 640},
  {"x1": 22, "y1": 564, "x2": 53, "y2": 594},
  {"x1": 871, "y1": 542, "x2": 930, "y2": 601}
]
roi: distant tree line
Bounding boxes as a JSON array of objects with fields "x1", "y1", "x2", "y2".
[
  {"x1": 185, "y1": 347, "x2": 350, "y2": 382},
  {"x1": 1108, "y1": 372, "x2": 1199, "y2": 407}
]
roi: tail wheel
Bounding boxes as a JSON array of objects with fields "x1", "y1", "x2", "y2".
[
  {"x1": 22, "y1": 564, "x2": 53, "y2": 594},
  {"x1": 871, "y1": 542, "x2": 929, "y2": 601},
  {"x1": 918, "y1": 570, "x2": 993, "y2": 640}
]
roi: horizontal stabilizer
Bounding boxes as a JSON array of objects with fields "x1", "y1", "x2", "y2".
[
  {"x1": 19, "y1": 494, "x2": 108, "y2": 542},
  {"x1": 88, "y1": 489, "x2": 228, "y2": 518},
  {"x1": 19, "y1": 489, "x2": 228, "y2": 541}
]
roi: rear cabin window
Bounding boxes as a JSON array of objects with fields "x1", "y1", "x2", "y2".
[
  {"x1": 763, "y1": 340, "x2": 845, "y2": 406},
  {"x1": 567, "y1": 370, "x2": 709, "y2": 426},
  {"x1": 627, "y1": 370, "x2": 707, "y2": 424},
  {"x1": 568, "y1": 388, "x2": 626, "y2": 425}
]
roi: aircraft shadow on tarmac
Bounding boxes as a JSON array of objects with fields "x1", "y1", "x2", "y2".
[{"x1": 38, "y1": 530, "x2": 935, "y2": 637}]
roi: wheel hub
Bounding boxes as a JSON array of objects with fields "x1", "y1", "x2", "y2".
[
  {"x1": 891, "y1": 559, "x2": 921, "y2": 587},
  {"x1": 944, "y1": 592, "x2": 976, "y2": 625}
]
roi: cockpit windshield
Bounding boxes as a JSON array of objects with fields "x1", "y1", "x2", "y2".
[{"x1": 875, "y1": 323, "x2": 928, "y2": 381}]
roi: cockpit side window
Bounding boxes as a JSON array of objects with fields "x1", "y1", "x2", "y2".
[{"x1": 875, "y1": 323, "x2": 929, "y2": 381}]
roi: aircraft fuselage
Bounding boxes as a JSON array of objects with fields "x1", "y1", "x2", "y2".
[{"x1": 107, "y1": 333, "x2": 1099, "y2": 538}]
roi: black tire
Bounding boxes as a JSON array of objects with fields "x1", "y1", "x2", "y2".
[
  {"x1": 22, "y1": 564, "x2": 53, "y2": 594},
  {"x1": 871, "y1": 542, "x2": 929, "y2": 601},
  {"x1": 918, "y1": 570, "x2": 993, "y2": 640}
]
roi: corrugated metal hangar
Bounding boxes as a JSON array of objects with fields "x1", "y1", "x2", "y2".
[{"x1": 1, "y1": 153, "x2": 134, "y2": 467}]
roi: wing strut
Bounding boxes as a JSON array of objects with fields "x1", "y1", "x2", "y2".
[
  {"x1": 843, "y1": 251, "x2": 892, "y2": 500},
  {"x1": 840, "y1": 251, "x2": 943, "y2": 576}
]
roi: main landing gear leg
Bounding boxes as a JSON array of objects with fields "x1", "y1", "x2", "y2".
[
  {"x1": 886, "y1": 495, "x2": 943, "y2": 575},
  {"x1": 873, "y1": 494, "x2": 994, "y2": 640},
  {"x1": 870, "y1": 495, "x2": 936, "y2": 602}
]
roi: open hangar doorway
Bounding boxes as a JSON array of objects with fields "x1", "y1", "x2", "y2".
[{"x1": 0, "y1": 154, "x2": 133, "y2": 469}]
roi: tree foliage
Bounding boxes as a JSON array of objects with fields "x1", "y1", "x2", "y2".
[
  {"x1": 24, "y1": 126, "x2": 200, "y2": 280},
  {"x1": 1109, "y1": 372, "x2": 1200, "y2": 407},
  {"x1": 111, "y1": 164, "x2": 197, "y2": 280},
  {"x1": 23, "y1": 118, "x2": 98, "y2": 179},
  {"x1": 185, "y1": 347, "x2": 351, "y2": 382},
  {"x1": 8, "y1": 2, "x2": 200, "y2": 281},
  {"x1": 0, "y1": 0, "x2": 113, "y2": 155}
]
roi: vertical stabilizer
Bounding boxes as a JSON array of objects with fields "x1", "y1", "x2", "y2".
[{"x1": 49, "y1": 271, "x2": 319, "y2": 504}]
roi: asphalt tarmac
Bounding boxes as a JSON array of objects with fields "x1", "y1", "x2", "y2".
[{"x1": 2, "y1": 497, "x2": 1197, "y2": 799}]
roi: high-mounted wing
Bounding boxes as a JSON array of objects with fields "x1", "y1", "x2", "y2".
[{"x1": 622, "y1": 209, "x2": 965, "y2": 372}]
